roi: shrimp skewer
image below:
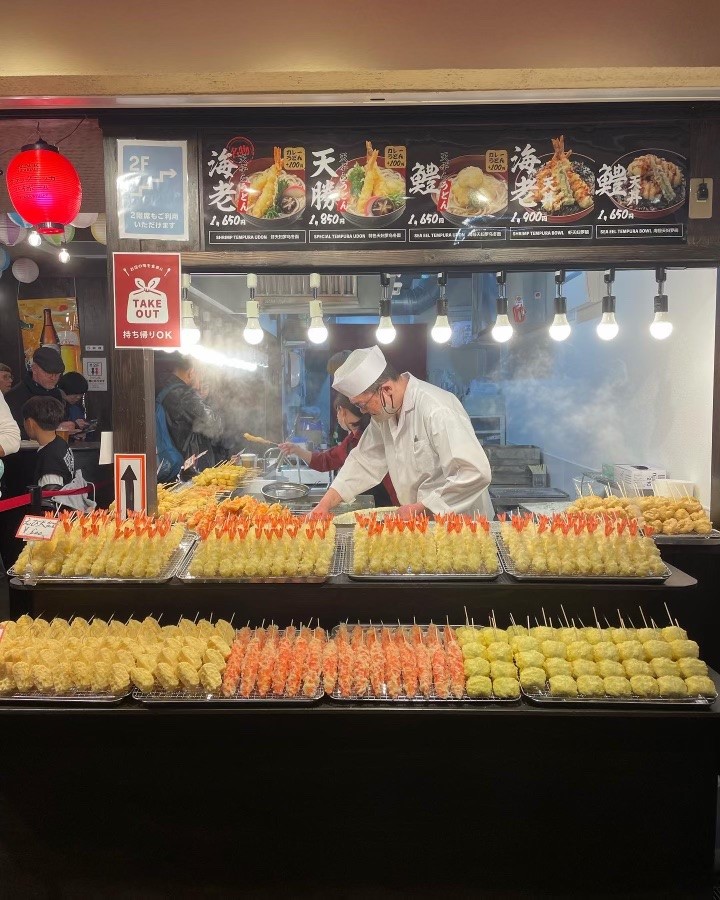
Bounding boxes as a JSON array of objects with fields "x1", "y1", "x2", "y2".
[
  {"x1": 355, "y1": 141, "x2": 379, "y2": 213},
  {"x1": 251, "y1": 146, "x2": 283, "y2": 218},
  {"x1": 322, "y1": 640, "x2": 338, "y2": 694},
  {"x1": 302, "y1": 635, "x2": 323, "y2": 698}
]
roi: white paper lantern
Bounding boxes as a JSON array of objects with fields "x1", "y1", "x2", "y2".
[
  {"x1": 7, "y1": 211, "x2": 32, "y2": 228},
  {"x1": 12, "y1": 258, "x2": 40, "y2": 283},
  {"x1": 71, "y1": 212, "x2": 99, "y2": 229},
  {"x1": 43, "y1": 225, "x2": 76, "y2": 247},
  {"x1": 90, "y1": 213, "x2": 107, "y2": 245},
  {"x1": 0, "y1": 220, "x2": 27, "y2": 247}
]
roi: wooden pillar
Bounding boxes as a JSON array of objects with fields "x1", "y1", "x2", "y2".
[
  {"x1": 101, "y1": 127, "x2": 200, "y2": 512},
  {"x1": 102, "y1": 134, "x2": 157, "y2": 510}
]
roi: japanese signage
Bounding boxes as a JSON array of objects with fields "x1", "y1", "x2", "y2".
[
  {"x1": 113, "y1": 252, "x2": 181, "y2": 349},
  {"x1": 16, "y1": 516, "x2": 59, "y2": 542},
  {"x1": 117, "y1": 139, "x2": 189, "y2": 241},
  {"x1": 201, "y1": 124, "x2": 689, "y2": 250}
]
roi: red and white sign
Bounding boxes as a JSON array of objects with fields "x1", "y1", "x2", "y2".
[
  {"x1": 113, "y1": 252, "x2": 181, "y2": 349},
  {"x1": 114, "y1": 453, "x2": 147, "y2": 520}
]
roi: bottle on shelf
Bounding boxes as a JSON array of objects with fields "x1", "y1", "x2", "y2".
[{"x1": 40, "y1": 308, "x2": 61, "y2": 355}]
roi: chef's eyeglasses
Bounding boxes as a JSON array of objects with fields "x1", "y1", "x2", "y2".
[{"x1": 352, "y1": 387, "x2": 381, "y2": 411}]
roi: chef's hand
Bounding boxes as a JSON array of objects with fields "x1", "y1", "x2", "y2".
[
  {"x1": 396, "y1": 502, "x2": 427, "y2": 520},
  {"x1": 310, "y1": 487, "x2": 343, "y2": 519}
]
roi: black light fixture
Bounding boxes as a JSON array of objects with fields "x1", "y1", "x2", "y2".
[
  {"x1": 431, "y1": 272, "x2": 452, "y2": 344},
  {"x1": 596, "y1": 268, "x2": 619, "y2": 341},
  {"x1": 548, "y1": 269, "x2": 570, "y2": 342},
  {"x1": 491, "y1": 270, "x2": 513, "y2": 343},
  {"x1": 376, "y1": 273, "x2": 396, "y2": 344},
  {"x1": 649, "y1": 267, "x2": 673, "y2": 341}
]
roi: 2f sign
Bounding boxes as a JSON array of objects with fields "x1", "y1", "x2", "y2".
[{"x1": 129, "y1": 155, "x2": 151, "y2": 173}]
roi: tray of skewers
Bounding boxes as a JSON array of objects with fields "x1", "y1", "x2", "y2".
[
  {"x1": 175, "y1": 513, "x2": 340, "y2": 583},
  {"x1": 495, "y1": 513, "x2": 671, "y2": 583},
  {"x1": 0, "y1": 614, "x2": 160, "y2": 703},
  {"x1": 8, "y1": 513, "x2": 196, "y2": 585},
  {"x1": 509, "y1": 615, "x2": 717, "y2": 709},
  {"x1": 344, "y1": 513, "x2": 502, "y2": 581},
  {"x1": 133, "y1": 623, "x2": 326, "y2": 705},
  {"x1": 327, "y1": 623, "x2": 521, "y2": 703}
]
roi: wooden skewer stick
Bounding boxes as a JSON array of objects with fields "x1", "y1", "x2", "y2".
[
  {"x1": 464, "y1": 605, "x2": 469, "y2": 626},
  {"x1": 561, "y1": 605, "x2": 570, "y2": 628},
  {"x1": 639, "y1": 607, "x2": 649, "y2": 628},
  {"x1": 542, "y1": 607, "x2": 548, "y2": 626},
  {"x1": 664, "y1": 602, "x2": 674, "y2": 625}
]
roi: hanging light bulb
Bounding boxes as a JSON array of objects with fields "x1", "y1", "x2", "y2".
[
  {"x1": 376, "y1": 273, "x2": 396, "y2": 344},
  {"x1": 27, "y1": 230, "x2": 42, "y2": 247},
  {"x1": 650, "y1": 266, "x2": 673, "y2": 340},
  {"x1": 243, "y1": 273, "x2": 264, "y2": 345},
  {"x1": 549, "y1": 269, "x2": 571, "y2": 341},
  {"x1": 430, "y1": 272, "x2": 452, "y2": 344},
  {"x1": 58, "y1": 246, "x2": 70, "y2": 264},
  {"x1": 596, "y1": 268, "x2": 619, "y2": 341},
  {"x1": 491, "y1": 270, "x2": 514, "y2": 343},
  {"x1": 307, "y1": 272, "x2": 328, "y2": 344}
]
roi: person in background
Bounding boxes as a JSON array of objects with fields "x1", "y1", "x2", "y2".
[
  {"x1": 0, "y1": 363, "x2": 13, "y2": 395},
  {"x1": 279, "y1": 395, "x2": 398, "y2": 508},
  {"x1": 5, "y1": 347, "x2": 75, "y2": 439},
  {"x1": 157, "y1": 352, "x2": 222, "y2": 473},
  {"x1": 312, "y1": 346, "x2": 492, "y2": 520},
  {"x1": 22, "y1": 396, "x2": 75, "y2": 491},
  {"x1": 0, "y1": 391, "x2": 21, "y2": 490},
  {"x1": 58, "y1": 371, "x2": 91, "y2": 438}
]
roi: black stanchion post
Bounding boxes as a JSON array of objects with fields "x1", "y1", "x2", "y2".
[{"x1": 28, "y1": 485, "x2": 43, "y2": 515}]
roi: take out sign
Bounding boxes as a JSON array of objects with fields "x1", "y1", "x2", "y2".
[{"x1": 113, "y1": 252, "x2": 181, "y2": 349}]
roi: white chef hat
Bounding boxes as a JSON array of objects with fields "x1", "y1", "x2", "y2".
[{"x1": 332, "y1": 345, "x2": 387, "y2": 397}]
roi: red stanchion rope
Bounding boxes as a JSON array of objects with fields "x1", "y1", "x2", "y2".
[{"x1": 0, "y1": 480, "x2": 113, "y2": 514}]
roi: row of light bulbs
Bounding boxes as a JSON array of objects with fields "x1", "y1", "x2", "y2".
[
  {"x1": 492, "y1": 267, "x2": 674, "y2": 344},
  {"x1": 188, "y1": 268, "x2": 676, "y2": 351}
]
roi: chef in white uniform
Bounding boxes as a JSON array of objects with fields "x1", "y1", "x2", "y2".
[{"x1": 312, "y1": 346, "x2": 492, "y2": 519}]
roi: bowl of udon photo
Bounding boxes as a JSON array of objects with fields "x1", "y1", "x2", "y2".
[
  {"x1": 334, "y1": 141, "x2": 407, "y2": 228},
  {"x1": 433, "y1": 155, "x2": 509, "y2": 225},
  {"x1": 233, "y1": 147, "x2": 307, "y2": 230},
  {"x1": 607, "y1": 149, "x2": 687, "y2": 220}
]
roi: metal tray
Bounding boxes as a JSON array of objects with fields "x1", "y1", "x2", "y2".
[
  {"x1": 496, "y1": 536, "x2": 670, "y2": 584},
  {"x1": 174, "y1": 536, "x2": 344, "y2": 583},
  {"x1": 653, "y1": 528, "x2": 720, "y2": 544},
  {"x1": 133, "y1": 685, "x2": 323, "y2": 705},
  {"x1": 0, "y1": 689, "x2": 131, "y2": 705},
  {"x1": 340, "y1": 531, "x2": 502, "y2": 581},
  {"x1": 521, "y1": 685, "x2": 715, "y2": 709},
  {"x1": 8, "y1": 530, "x2": 197, "y2": 586},
  {"x1": 327, "y1": 624, "x2": 520, "y2": 703}
]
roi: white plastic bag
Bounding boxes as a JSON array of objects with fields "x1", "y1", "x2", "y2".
[{"x1": 127, "y1": 277, "x2": 169, "y2": 324}]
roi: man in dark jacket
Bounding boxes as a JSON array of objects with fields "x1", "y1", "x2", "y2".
[
  {"x1": 157, "y1": 353, "x2": 222, "y2": 472},
  {"x1": 5, "y1": 347, "x2": 75, "y2": 439}
]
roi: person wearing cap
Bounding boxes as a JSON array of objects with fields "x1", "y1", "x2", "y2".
[
  {"x1": 312, "y1": 346, "x2": 492, "y2": 519},
  {"x1": 58, "y1": 371, "x2": 91, "y2": 436},
  {"x1": 5, "y1": 347, "x2": 76, "y2": 439}
]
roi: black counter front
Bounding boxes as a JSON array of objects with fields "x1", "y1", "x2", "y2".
[{"x1": 1, "y1": 688, "x2": 718, "y2": 899}]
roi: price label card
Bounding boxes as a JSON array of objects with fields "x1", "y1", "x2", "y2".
[{"x1": 16, "y1": 516, "x2": 59, "y2": 541}]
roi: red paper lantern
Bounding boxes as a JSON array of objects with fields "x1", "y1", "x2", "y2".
[{"x1": 5, "y1": 139, "x2": 82, "y2": 234}]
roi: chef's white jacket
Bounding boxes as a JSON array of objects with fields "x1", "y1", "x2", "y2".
[
  {"x1": 0, "y1": 392, "x2": 20, "y2": 457},
  {"x1": 331, "y1": 374, "x2": 492, "y2": 515}
]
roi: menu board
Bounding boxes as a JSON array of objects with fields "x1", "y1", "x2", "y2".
[{"x1": 202, "y1": 124, "x2": 689, "y2": 251}]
